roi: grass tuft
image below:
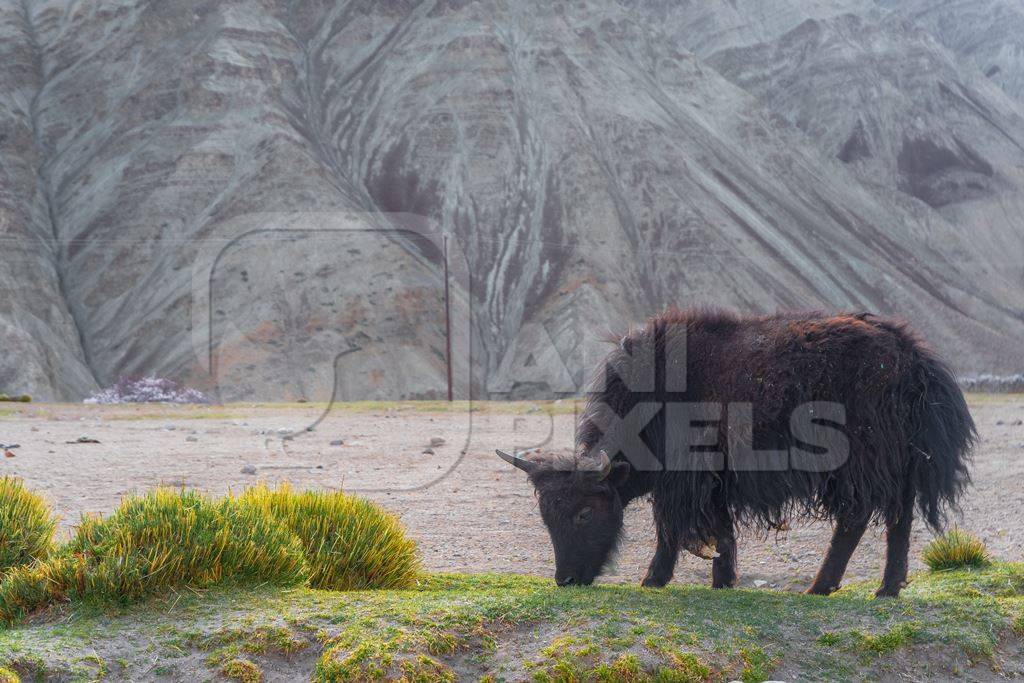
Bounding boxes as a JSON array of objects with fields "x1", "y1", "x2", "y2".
[
  {"x1": 0, "y1": 488, "x2": 308, "y2": 622},
  {"x1": 922, "y1": 529, "x2": 991, "y2": 571},
  {"x1": 0, "y1": 477, "x2": 57, "y2": 575},
  {"x1": 658, "y1": 653, "x2": 711, "y2": 682},
  {"x1": 0, "y1": 484, "x2": 420, "y2": 624},
  {"x1": 738, "y1": 646, "x2": 775, "y2": 682},
  {"x1": 62, "y1": 489, "x2": 309, "y2": 603},
  {"x1": 239, "y1": 484, "x2": 420, "y2": 590},
  {"x1": 221, "y1": 657, "x2": 263, "y2": 683},
  {"x1": 854, "y1": 622, "x2": 922, "y2": 654}
]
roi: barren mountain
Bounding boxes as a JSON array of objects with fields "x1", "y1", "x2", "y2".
[
  {"x1": 707, "y1": 11, "x2": 1024, "y2": 287},
  {"x1": 1, "y1": 0, "x2": 1021, "y2": 401},
  {"x1": 878, "y1": 0, "x2": 1024, "y2": 103}
]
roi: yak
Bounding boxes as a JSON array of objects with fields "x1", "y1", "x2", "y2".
[{"x1": 497, "y1": 309, "x2": 975, "y2": 597}]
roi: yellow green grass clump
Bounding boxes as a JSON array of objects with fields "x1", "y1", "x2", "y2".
[
  {"x1": 0, "y1": 485, "x2": 419, "y2": 624},
  {"x1": 239, "y1": 484, "x2": 420, "y2": 590},
  {"x1": 922, "y1": 529, "x2": 991, "y2": 572},
  {"x1": 0, "y1": 477, "x2": 57, "y2": 575}
]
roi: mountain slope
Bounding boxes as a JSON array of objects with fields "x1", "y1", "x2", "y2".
[
  {"x1": 877, "y1": 0, "x2": 1024, "y2": 103},
  {"x1": 0, "y1": 0, "x2": 96, "y2": 400},
  {"x1": 1, "y1": 0, "x2": 1021, "y2": 401},
  {"x1": 707, "y1": 12, "x2": 1024, "y2": 288}
]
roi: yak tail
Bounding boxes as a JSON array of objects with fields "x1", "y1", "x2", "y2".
[{"x1": 905, "y1": 349, "x2": 976, "y2": 531}]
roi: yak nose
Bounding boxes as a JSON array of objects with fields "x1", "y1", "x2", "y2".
[{"x1": 556, "y1": 575, "x2": 577, "y2": 587}]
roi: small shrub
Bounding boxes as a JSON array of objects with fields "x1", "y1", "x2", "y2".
[
  {"x1": 238, "y1": 484, "x2": 420, "y2": 590},
  {"x1": 923, "y1": 530, "x2": 991, "y2": 571},
  {"x1": 0, "y1": 395, "x2": 31, "y2": 403},
  {"x1": 0, "y1": 666, "x2": 19, "y2": 683},
  {"x1": 0, "y1": 477, "x2": 57, "y2": 574}
]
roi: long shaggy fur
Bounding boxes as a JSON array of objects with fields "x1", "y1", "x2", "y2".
[{"x1": 576, "y1": 308, "x2": 976, "y2": 552}]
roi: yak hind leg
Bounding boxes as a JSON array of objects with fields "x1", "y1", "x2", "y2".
[
  {"x1": 806, "y1": 514, "x2": 869, "y2": 596},
  {"x1": 876, "y1": 488, "x2": 915, "y2": 598},
  {"x1": 642, "y1": 524, "x2": 680, "y2": 588}
]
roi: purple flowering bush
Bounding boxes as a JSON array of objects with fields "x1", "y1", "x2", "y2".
[{"x1": 84, "y1": 376, "x2": 210, "y2": 405}]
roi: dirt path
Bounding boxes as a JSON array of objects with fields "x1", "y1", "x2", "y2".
[{"x1": 1, "y1": 397, "x2": 1022, "y2": 591}]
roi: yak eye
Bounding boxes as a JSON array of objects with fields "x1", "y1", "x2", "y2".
[{"x1": 574, "y1": 506, "x2": 593, "y2": 525}]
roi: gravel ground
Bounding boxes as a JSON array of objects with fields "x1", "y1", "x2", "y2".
[{"x1": 1, "y1": 396, "x2": 1022, "y2": 592}]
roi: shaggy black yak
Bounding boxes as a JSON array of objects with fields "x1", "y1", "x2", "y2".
[{"x1": 497, "y1": 309, "x2": 975, "y2": 597}]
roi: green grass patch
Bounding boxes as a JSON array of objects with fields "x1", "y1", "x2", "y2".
[
  {"x1": 2, "y1": 566, "x2": 1024, "y2": 681},
  {"x1": 0, "y1": 478, "x2": 57, "y2": 575},
  {"x1": 923, "y1": 529, "x2": 991, "y2": 571}
]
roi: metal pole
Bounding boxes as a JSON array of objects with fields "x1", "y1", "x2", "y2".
[{"x1": 443, "y1": 233, "x2": 453, "y2": 402}]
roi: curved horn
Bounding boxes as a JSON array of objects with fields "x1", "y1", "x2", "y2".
[
  {"x1": 496, "y1": 449, "x2": 539, "y2": 474},
  {"x1": 596, "y1": 449, "x2": 612, "y2": 479}
]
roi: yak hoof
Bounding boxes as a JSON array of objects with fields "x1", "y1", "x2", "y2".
[
  {"x1": 641, "y1": 575, "x2": 669, "y2": 588},
  {"x1": 875, "y1": 579, "x2": 907, "y2": 598},
  {"x1": 805, "y1": 584, "x2": 837, "y2": 596}
]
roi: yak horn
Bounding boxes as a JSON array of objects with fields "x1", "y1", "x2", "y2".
[
  {"x1": 496, "y1": 449, "x2": 538, "y2": 474},
  {"x1": 596, "y1": 449, "x2": 612, "y2": 479}
]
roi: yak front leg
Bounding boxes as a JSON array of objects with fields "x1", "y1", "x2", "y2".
[
  {"x1": 807, "y1": 514, "x2": 869, "y2": 595},
  {"x1": 642, "y1": 524, "x2": 680, "y2": 588},
  {"x1": 711, "y1": 524, "x2": 738, "y2": 589}
]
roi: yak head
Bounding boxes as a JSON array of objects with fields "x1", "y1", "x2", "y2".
[{"x1": 497, "y1": 447, "x2": 630, "y2": 586}]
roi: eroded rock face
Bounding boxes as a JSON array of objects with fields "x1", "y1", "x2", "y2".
[
  {"x1": 2, "y1": 0, "x2": 1023, "y2": 401},
  {"x1": 706, "y1": 12, "x2": 1024, "y2": 286},
  {"x1": 0, "y1": 0, "x2": 96, "y2": 400},
  {"x1": 879, "y1": 0, "x2": 1024, "y2": 103}
]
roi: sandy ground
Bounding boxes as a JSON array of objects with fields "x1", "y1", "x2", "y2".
[{"x1": 1, "y1": 397, "x2": 1022, "y2": 592}]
